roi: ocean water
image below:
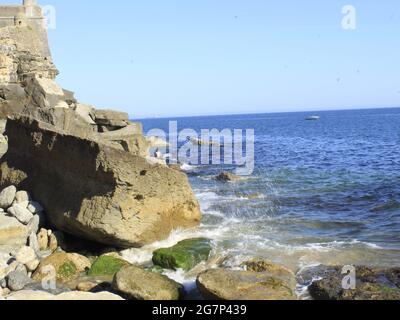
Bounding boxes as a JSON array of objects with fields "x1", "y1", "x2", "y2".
[{"x1": 124, "y1": 108, "x2": 400, "y2": 284}]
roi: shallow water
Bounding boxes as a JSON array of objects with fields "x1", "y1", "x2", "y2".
[{"x1": 128, "y1": 108, "x2": 400, "y2": 290}]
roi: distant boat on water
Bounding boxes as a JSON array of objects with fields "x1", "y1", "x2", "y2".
[{"x1": 305, "y1": 116, "x2": 320, "y2": 121}]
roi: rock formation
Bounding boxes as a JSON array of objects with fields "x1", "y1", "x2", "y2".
[
  {"x1": 0, "y1": 117, "x2": 201, "y2": 247},
  {"x1": 0, "y1": 1, "x2": 201, "y2": 248}
]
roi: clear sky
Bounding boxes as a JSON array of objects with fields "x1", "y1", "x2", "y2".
[{"x1": 4, "y1": 0, "x2": 400, "y2": 118}]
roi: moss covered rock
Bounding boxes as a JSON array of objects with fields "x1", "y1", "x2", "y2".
[
  {"x1": 33, "y1": 252, "x2": 91, "y2": 282},
  {"x1": 152, "y1": 238, "x2": 212, "y2": 271},
  {"x1": 88, "y1": 255, "x2": 129, "y2": 277},
  {"x1": 113, "y1": 265, "x2": 183, "y2": 300}
]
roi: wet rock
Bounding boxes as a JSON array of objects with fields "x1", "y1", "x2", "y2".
[
  {"x1": 112, "y1": 265, "x2": 182, "y2": 300},
  {"x1": 197, "y1": 268, "x2": 297, "y2": 300},
  {"x1": 215, "y1": 172, "x2": 242, "y2": 183},
  {"x1": 152, "y1": 238, "x2": 212, "y2": 271},
  {"x1": 0, "y1": 186, "x2": 16, "y2": 209},
  {"x1": 88, "y1": 255, "x2": 129, "y2": 277},
  {"x1": 306, "y1": 265, "x2": 400, "y2": 300},
  {"x1": 33, "y1": 252, "x2": 91, "y2": 283},
  {"x1": 7, "y1": 204, "x2": 33, "y2": 225}
]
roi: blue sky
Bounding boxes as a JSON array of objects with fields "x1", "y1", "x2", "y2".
[{"x1": 4, "y1": 0, "x2": 400, "y2": 118}]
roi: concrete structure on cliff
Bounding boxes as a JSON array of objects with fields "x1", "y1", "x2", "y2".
[{"x1": 0, "y1": 0, "x2": 44, "y2": 30}]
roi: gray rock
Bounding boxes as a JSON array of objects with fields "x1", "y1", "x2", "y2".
[
  {"x1": 15, "y1": 191, "x2": 30, "y2": 204},
  {"x1": 112, "y1": 265, "x2": 183, "y2": 300},
  {"x1": 6, "y1": 270, "x2": 32, "y2": 291},
  {"x1": 28, "y1": 233, "x2": 40, "y2": 253},
  {"x1": 7, "y1": 204, "x2": 34, "y2": 225},
  {"x1": 27, "y1": 214, "x2": 40, "y2": 235},
  {"x1": 0, "y1": 186, "x2": 16, "y2": 209},
  {"x1": 0, "y1": 277, "x2": 6, "y2": 288}
]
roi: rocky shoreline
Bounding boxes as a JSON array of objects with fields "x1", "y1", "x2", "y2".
[{"x1": 0, "y1": 1, "x2": 399, "y2": 301}]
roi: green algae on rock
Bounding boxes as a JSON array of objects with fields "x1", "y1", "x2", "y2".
[
  {"x1": 88, "y1": 255, "x2": 129, "y2": 277},
  {"x1": 152, "y1": 238, "x2": 212, "y2": 271}
]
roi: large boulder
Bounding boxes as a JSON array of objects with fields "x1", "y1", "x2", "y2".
[
  {"x1": 152, "y1": 238, "x2": 212, "y2": 271},
  {"x1": 0, "y1": 117, "x2": 201, "y2": 248},
  {"x1": 197, "y1": 266, "x2": 297, "y2": 300},
  {"x1": 112, "y1": 265, "x2": 183, "y2": 300}
]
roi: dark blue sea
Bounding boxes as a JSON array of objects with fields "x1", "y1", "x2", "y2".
[{"x1": 124, "y1": 108, "x2": 400, "y2": 285}]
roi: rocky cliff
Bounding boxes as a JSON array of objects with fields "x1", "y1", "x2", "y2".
[{"x1": 0, "y1": 2, "x2": 201, "y2": 247}]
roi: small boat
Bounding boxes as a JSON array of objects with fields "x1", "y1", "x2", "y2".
[{"x1": 305, "y1": 116, "x2": 320, "y2": 121}]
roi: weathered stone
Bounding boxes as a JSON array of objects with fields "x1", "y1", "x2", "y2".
[
  {"x1": 93, "y1": 109, "x2": 129, "y2": 127},
  {"x1": 6, "y1": 270, "x2": 32, "y2": 291},
  {"x1": 28, "y1": 233, "x2": 40, "y2": 253},
  {"x1": 197, "y1": 268, "x2": 297, "y2": 300},
  {"x1": 0, "y1": 117, "x2": 201, "y2": 248},
  {"x1": 0, "y1": 185, "x2": 16, "y2": 209},
  {"x1": 7, "y1": 204, "x2": 33, "y2": 225},
  {"x1": 0, "y1": 216, "x2": 29, "y2": 246},
  {"x1": 15, "y1": 246, "x2": 36, "y2": 265},
  {"x1": 75, "y1": 103, "x2": 96, "y2": 125},
  {"x1": 153, "y1": 238, "x2": 212, "y2": 271},
  {"x1": 33, "y1": 252, "x2": 90, "y2": 283},
  {"x1": 48, "y1": 233, "x2": 58, "y2": 252},
  {"x1": 112, "y1": 265, "x2": 182, "y2": 300},
  {"x1": 37, "y1": 228, "x2": 48, "y2": 251},
  {"x1": 15, "y1": 191, "x2": 30, "y2": 204},
  {"x1": 88, "y1": 255, "x2": 128, "y2": 277},
  {"x1": 27, "y1": 214, "x2": 40, "y2": 235},
  {"x1": 25, "y1": 259, "x2": 39, "y2": 272}
]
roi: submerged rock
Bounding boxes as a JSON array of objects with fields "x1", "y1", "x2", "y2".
[
  {"x1": 304, "y1": 265, "x2": 400, "y2": 300},
  {"x1": 112, "y1": 265, "x2": 183, "y2": 300},
  {"x1": 197, "y1": 267, "x2": 297, "y2": 300},
  {"x1": 88, "y1": 255, "x2": 129, "y2": 277},
  {"x1": 152, "y1": 238, "x2": 212, "y2": 271},
  {"x1": 215, "y1": 172, "x2": 242, "y2": 182},
  {"x1": 0, "y1": 117, "x2": 201, "y2": 248}
]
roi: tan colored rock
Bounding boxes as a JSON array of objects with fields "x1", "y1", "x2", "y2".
[
  {"x1": 0, "y1": 216, "x2": 29, "y2": 246},
  {"x1": 25, "y1": 259, "x2": 40, "y2": 272},
  {"x1": 37, "y1": 228, "x2": 48, "y2": 251},
  {"x1": 15, "y1": 246, "x2": 36, "y2": 265},
  {"x1": 113, "y1": 265, "x2": 182, "y2": 300},
  {"x1": 197, "y1": 268, "x2": 297, "y2": 300},
  {"x1": 48, "y1": 233, "x2": 58, "y2": 252},
  {"x1": 32, "y1": 252, "x2": 90, "y2": 283},
  {"x1": 0, "y1": 117, "x2": 201, "y2": 248},
  {"x1": 76, "y1": 281, "x2": 98, "y2": 292}
]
